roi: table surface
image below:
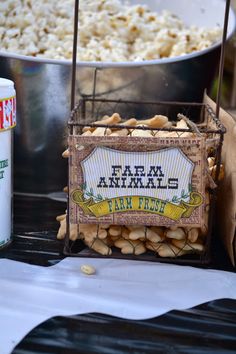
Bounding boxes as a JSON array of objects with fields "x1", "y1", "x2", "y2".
[{"x1": 1, "y1": 195, "x2": 236, "y2": 354}]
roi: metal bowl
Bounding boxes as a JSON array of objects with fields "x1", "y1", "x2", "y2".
[{"x1": 0, "y1": 0, "x2": 235, "y2": 194}]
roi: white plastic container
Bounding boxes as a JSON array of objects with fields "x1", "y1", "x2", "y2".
[{"x1": 0, "y1": 78, "x2": 16, "y2": 249}]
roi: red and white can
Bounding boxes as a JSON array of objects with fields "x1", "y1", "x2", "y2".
[{"x1": 0, "y1": 78, "x2": 16, "y2": 249}]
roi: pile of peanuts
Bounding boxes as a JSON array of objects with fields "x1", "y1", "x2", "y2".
[{"x1": 57, "y1": 112, "x2": 224, "y2": 258}]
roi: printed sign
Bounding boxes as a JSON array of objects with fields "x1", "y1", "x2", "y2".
[
  {"x1": 69, "y1": 135, "x2": 205, "y2": 227},
  {"x1": 0, "y1": 96, "x2": 16, "y2": 131}
]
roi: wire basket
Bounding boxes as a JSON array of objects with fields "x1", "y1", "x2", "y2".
[
  {"x1": 62, "y1": 97, "x2": 225, "y2": 265},
  {"x1": 59, "y1": 0, "x2": 230, "y2": 265}
]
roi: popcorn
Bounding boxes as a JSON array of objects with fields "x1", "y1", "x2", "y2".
[{"x1": 1, "y1": 0, "x2": 222, "y2": 61}]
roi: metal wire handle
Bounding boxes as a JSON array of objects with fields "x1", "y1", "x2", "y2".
[
  {"x1": 70, "y1": 0, "x2": 79, "y2": 111},
  {"x1": 215, "y1": 0, "x2": 231, "y2": 118}
]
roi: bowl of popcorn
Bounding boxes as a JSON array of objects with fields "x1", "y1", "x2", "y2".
[{"x1": 0, "y1": 0, "x2": 234, "y2": 194}]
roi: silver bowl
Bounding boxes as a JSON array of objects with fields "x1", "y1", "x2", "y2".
[{"x1": 0, "y1": 0, "x2": 235, "y2": 194}]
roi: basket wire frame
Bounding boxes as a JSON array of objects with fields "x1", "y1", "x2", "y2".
[
  {"x1": 63, "y1": 0, "x2": 230, "y2": 265},
  {"x1": 64, "y1": 98, "x2": 225, "y2": 265}
]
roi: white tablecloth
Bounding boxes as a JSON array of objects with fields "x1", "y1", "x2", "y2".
[{"x1": 1, "y1": 257, "x2": 236, "y2": 354}]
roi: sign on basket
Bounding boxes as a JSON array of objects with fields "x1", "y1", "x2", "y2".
[{"x1": 69, "y1": 135, "x2": 205, "y2": 228}]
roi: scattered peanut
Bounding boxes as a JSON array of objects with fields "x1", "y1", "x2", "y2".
[
  {"x1": 114, "y1": 238, "x2": 146, "y2": 255},
  {"x1": 109, "y1": 226, "x2": 122, "y2": 237},
  {"x1": 84, "y1": 237, "x2": 112, "y2": 256},
  {"x1": 137, "y1": 115, "x2": 169, "y2": 128},
  {"x1": 62, "y1": 149, "x2": 69, "y2": 158},
  {"x1": 210, "y1": 164, "x2": 224, "y2": 181},
  {"x1": 172, "y1": 239, "x2": 204, "y2": 252},
  {"x1": 157, "y1": 243, "x2": 187, "y2": 257},
  {"x1": 130, "y1": 126, "x2": 153, "y2": 137},
  {"x1": 166, "y1": 228, "x2": 186, "y2": 240},
  {"x1": 91, "y1": 127, "x2": 112, "y2": 136},
  {"x1": 83, "y1": 113, "x2": 121, "y2": 132},
  {"x1": 187, "y1": 228, "x2": 200, "y2": 243},
  {"x1": 81, "y1": 130, "x2": 92, "y2": 136},
  {"x1": 80, "y1": 264, "x2": 96, "y2": 275}
]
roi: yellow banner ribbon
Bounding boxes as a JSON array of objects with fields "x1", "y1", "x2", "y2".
[{"x1": 71, "y1": 190, "x2": 203, "y2": 221}]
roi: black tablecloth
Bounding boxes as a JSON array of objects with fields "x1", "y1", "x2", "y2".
[{"x1": 1, "y1": 195, "x2": 236, "y2": 354}]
